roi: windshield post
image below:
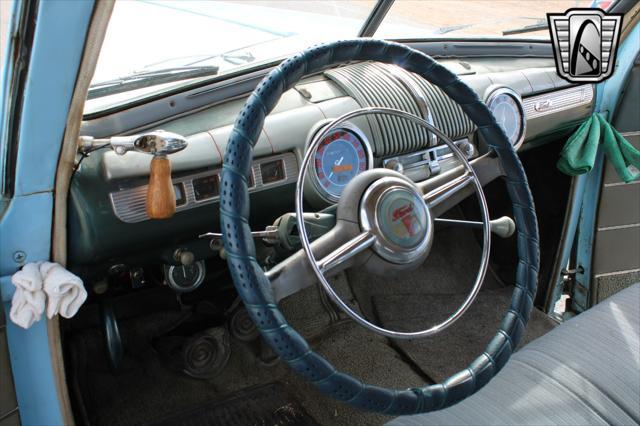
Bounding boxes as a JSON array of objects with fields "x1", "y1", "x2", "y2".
[{"x1": 359, "y1": 0, "x2": 396, "y2": 37}]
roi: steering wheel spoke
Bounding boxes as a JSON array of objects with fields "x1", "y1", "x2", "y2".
[
  {"x1": 423, "y1": 172, "x2": 475, "y2": 211},
  {"x1": 318, "y1": 231, "x2": 375, "y2": 274},
  {"x1": 266, "y1": 221, "x2": 369, "y2": 302}
]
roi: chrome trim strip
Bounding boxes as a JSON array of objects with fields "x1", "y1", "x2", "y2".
[
  {"x1": 604, "y1": 180, "x2": 640, "y2": 187},
  {"x1": 595, "y1": 268, "x2": 640, "y2": 278},
  {"x1": 0, "y1": 407, "x2": 19, "y2": 422},
  {"x1": 382, "y1": 138, "x2": 474, "y2": 170},
  {"x1": 597, "y1": 223, "x2": 640, "y2": 232},
  {"x1": 110, "y1": 152, "x2": 298, "y2": 223}
]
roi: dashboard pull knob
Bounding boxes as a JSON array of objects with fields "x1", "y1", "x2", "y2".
[
  {"x1": 457, "y1": 140, "x2": 476, "y2": 158},
  {"x1": 174, "y1": 248, "x2": 195, "y2": 266},
  {"x1": 146, "y1": 155, "x2": 176, "y2": 219},
  {"x1": 385, "y1": 159, "x2": 404, "y2": 173}
]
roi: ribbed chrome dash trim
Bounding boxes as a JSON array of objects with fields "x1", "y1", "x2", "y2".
[
  {"x1": 523, "y1": 84, "x2": 594, "y2": 120},
  {"x1": 325, "y1": 61, "x2": 437, "y2": 156}
]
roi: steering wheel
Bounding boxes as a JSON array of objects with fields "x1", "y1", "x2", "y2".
[{"x1": 220, "y1": 39, "x2": 539, "y2": 415}]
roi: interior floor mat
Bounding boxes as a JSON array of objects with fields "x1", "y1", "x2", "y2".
[
  {"x1": 148, "y1": 383, "x2": 318, "y2": 426},
  {"x1": 347, "y1": 224, "x2": 506, "y2": 321},
  {"x1": 67, "y1": 305, "x2": 420, "y2": 426},
  {"x1": 372, "y1": 287, "x2": 557, "y2": 383}
]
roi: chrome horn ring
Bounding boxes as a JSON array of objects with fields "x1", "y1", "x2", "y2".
[{"x1": 295, "y1": 107, "x2": 491, "y2": 339}]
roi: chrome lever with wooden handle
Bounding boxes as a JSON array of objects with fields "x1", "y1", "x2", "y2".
[
  {"x1": 146, "y1": 154, "x2": 176, "y2": 219},
  {"x1": 79, "y1": 130, "x2": 188, "y2": 219}
]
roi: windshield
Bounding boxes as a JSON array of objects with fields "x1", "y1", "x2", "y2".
[
  {"x1": 87, "y1": 0, "x2": 376, "y2": 113},
  {"x1": 376, "y1": 0, "x2": 605, "y2": 39},
  {"x1": 87, "y1": 0, "x2": 615, "y2": 113}
]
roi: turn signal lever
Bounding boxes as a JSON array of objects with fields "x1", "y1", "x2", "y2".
[
  {"x1": 199, "y1": 212, "x2": 336, "y2": 252},
  {"x1": 79, "y1": 130, "x2": 188, "y2": 219}
]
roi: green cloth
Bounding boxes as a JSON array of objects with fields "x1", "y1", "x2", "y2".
[{"x1": 557, "y1": 112, "x2": 640, "y2": 183}]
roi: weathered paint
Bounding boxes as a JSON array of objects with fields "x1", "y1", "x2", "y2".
[{"x1": 0, "y1": 1, "x2": 95, "y2": 424}]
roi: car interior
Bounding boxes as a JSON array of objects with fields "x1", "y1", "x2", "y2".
[{"x1": 2, "y1": 1, "x2": 638, "y2": 425}]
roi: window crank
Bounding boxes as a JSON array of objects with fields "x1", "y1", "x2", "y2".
[{"x1": 78, "y1": 130, "x2": 188, "y2": 220}]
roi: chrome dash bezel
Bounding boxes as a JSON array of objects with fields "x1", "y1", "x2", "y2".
[
  {"x1": 484, "y1": 86, "x2": 526, "y2": 149},
  {"x1": 308, "y1": 121, "x2": 374, "y2": 204}
]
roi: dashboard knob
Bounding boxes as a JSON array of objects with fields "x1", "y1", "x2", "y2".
[
  {"x1": 385, "y1": 159, "x2": 404, "y2": 173},
  {"x1": 457, "y1": 141, "x2": 476, "y2": 159},
  {"x1": 174, "y1": 248, "x2": 195, "y2": 266}
]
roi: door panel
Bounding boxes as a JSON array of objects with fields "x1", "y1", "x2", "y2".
[{"x1": 591, "y1": 58, "x2": 640, "y2": 304}]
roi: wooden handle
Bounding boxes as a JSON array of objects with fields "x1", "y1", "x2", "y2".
[{"x1": 146, "y1": 156, "x2": 176, "y2": 219}]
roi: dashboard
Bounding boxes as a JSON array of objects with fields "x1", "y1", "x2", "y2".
[{"x1": 70, "y1": 55, "x2": 595, "y2": 271}]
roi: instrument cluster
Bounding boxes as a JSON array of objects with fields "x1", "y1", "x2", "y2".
[
  {"x1": 309, "y1": 123, "x2": 373, "y2": 203},
  {"x1": 304, "y1": 119, "x2": 480, "y2": 206}
]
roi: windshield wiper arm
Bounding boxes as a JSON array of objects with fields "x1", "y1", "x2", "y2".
[
  {"x1": 87, "y1": 65, "x2": 219, "y2": 100},
  {"x1": 435, "y1": 24, "x2": 475, "y2": 35},
  {"x1": 432, "y1": 17, "x2": 546, "y2": 37},
  {"x1": 502, "y1": 21, "x2": 548, "y2": 36}
]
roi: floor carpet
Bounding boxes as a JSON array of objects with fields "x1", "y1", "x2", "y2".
[{"x1": 372, "y1": 287, "x2": 558, "y2": 382}]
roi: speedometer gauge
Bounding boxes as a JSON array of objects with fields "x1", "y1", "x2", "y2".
[
  {"x1": 485, "y1": 87, "x2": 525, "y2": 147},
  {"x1": 312, "y1": 124, "x2": 372, "y2": 202}
]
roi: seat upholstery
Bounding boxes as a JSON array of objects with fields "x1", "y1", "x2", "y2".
[{"x1": 388, "y1": 284, "x2": 640, "y2": 426}]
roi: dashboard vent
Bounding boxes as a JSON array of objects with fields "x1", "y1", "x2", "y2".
[{"x1": 325, "y1": 62, "x2": 475, "y2": 156}]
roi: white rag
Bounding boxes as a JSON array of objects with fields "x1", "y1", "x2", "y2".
[
  {"x1": 9, "y1": 262, "x2": 46, "y2": 329},
  {"x1": 40, "y1": 262, "x2": 87, "y2": 319}
]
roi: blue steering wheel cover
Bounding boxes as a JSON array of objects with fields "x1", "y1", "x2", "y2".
[{"x1": 220, "y1": 39, "x2": 539, "y2": 415}]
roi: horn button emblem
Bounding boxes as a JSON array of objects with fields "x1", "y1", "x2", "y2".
[
  {"x1": 379, "y1": 190, "x2": 426, "y2": 247},
  {"x1": 360, "y1": 177, "x2": 433, "y2": 264}
]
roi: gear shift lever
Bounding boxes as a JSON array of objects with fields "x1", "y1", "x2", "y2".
[
  {"x1": 434, "y1": 216, "x2": 516, "y2": 238},
  {"x1": 79, "y1": 130, "x2": 188, "y2": 219}
]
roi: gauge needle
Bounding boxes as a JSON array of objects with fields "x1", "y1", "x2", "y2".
[
  {"x1": 182, "y1": 266, "x2": 187, "y2": 278},
  {"x1": 328, "y1": 156, "x2": 344, "y2": 179}
]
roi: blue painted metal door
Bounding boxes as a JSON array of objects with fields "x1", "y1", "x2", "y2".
[{"x1": 0, "y1": 1, "x2": 95, "y2": 424}]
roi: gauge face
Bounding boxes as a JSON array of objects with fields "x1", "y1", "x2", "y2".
[
  {"x1": 313, "y1": 127, "x2": 370, "y2": 200},
  {"x1": 487, "y1": 91, "x2": 524, "y2": 146},
  {"x1": 165, "y1": 261, "x2": 205, "y2": 292}
]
